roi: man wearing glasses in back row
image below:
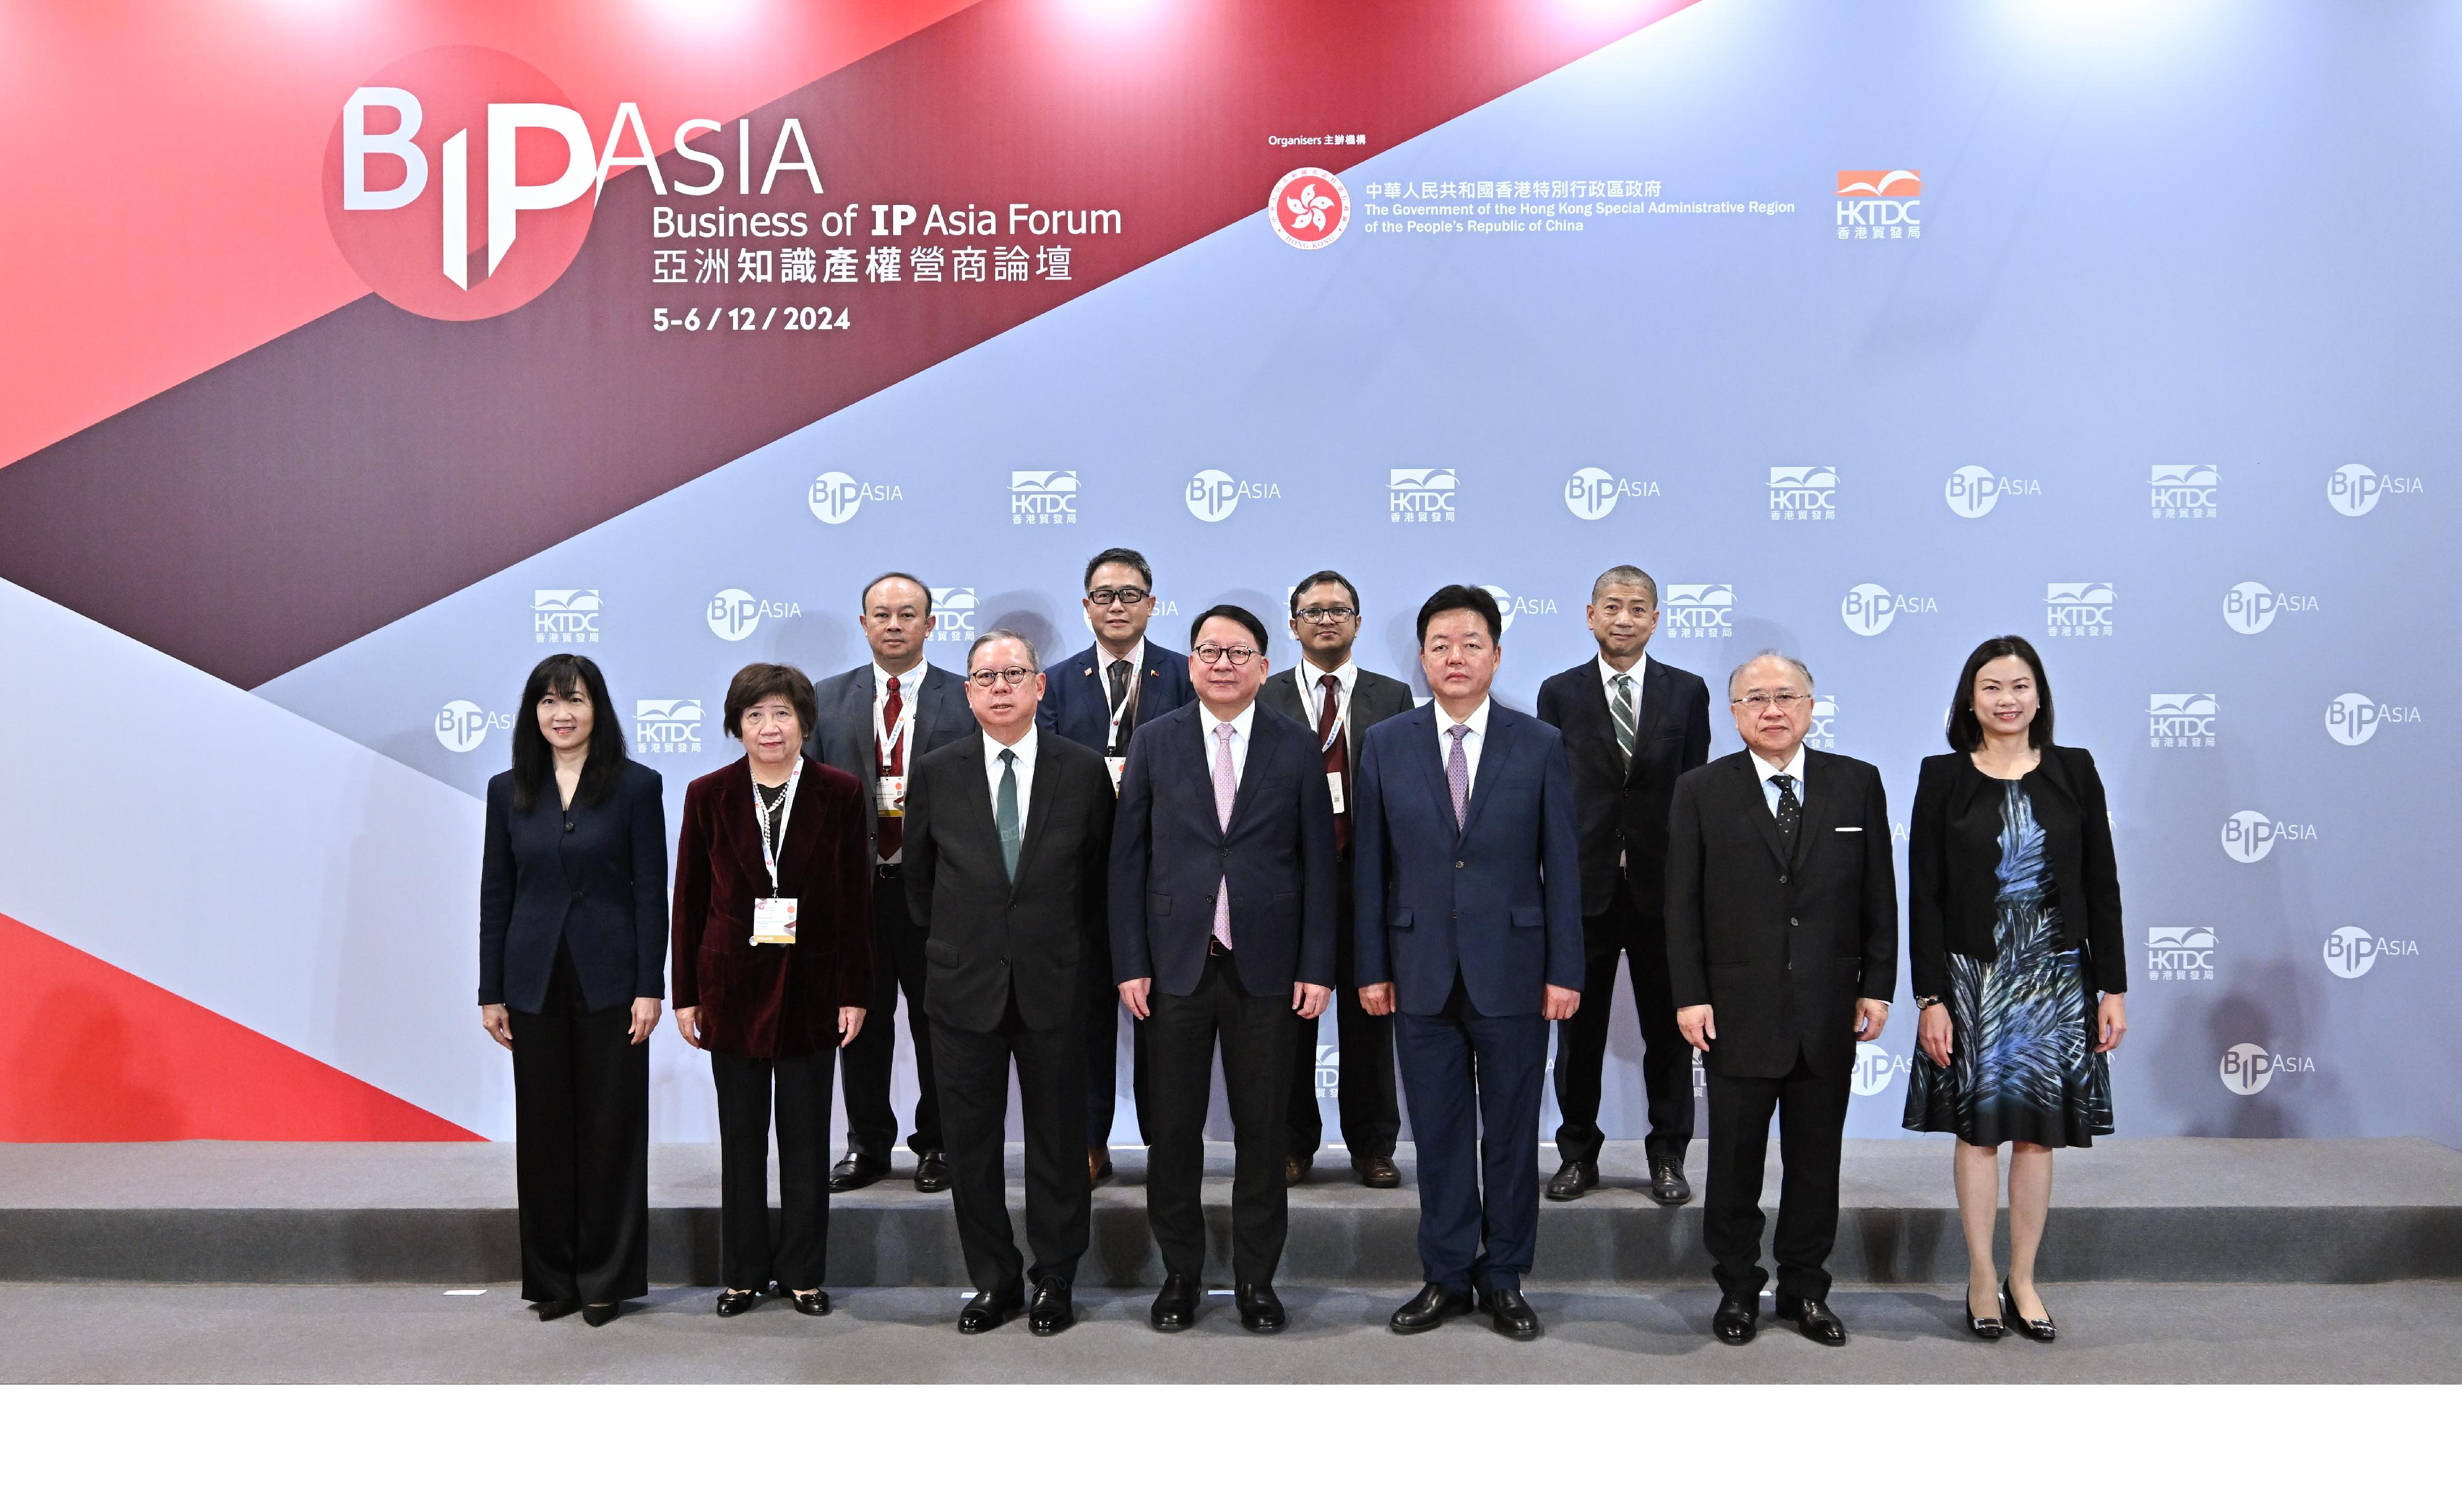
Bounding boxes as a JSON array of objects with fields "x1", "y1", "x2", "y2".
[
  {"x1": 1038, "y1": 547, "x2": 1195, "y2": 1183},
  {"x1": 1259, "y1": 571, "x2": 1416, "y2": 1188}
]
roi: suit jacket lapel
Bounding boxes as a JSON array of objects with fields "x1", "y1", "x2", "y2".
[
  {"x1": 1401, "y1": 706, "x2": 1458, "y2": 838},
  {"x1": 1008, "y1": 738, "x2": 1060, "y2": 890},
  {"x1": 958, "y1": 733, "x2": 1004, "y2": 863},
  {"x1": 1789, "y1": 751, "x2": 1836, "y2": 866},
  {"x1": 1621, "y1": 661, "x2": 1672, "y2": 786},
  {"x1": 1227, "y1": 708, "x2": 1280, "y2": 835},
  {"x1": 1733, "y1": 757, "x2": 1790, "y2": 871}
]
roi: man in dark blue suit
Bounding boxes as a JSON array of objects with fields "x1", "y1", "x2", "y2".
[
  {"x1": 1354, "y1": 585, "x2": 1584, "y2": 1340},
  {"x1": 1037, "y1": 546, "x2": 1195, "y2": 1183},
  {"x1": 1110, "y1": 604, "x2": 1337, "y2": 1334}
]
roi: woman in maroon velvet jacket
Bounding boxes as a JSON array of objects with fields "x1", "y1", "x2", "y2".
[{"x1": 672, "y1": 663, "x2": 874, "y2": 1318}]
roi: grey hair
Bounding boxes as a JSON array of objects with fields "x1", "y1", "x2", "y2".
[
  {"x1": 967, "y1": 628, "x2": 1041, "y2": 673},
  {"x1": 1590, "y1": 564, "x2": 1658, "y2": 607},
  {"x1": 1726, "y1": 650, "x2": 1814, "y2": 700}
]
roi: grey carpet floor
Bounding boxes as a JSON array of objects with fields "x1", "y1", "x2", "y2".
[{"x1": 6, "y1": 1281, "x2": 2455, "y2": 1384}]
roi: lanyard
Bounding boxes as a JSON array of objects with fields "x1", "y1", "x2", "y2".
[
  {"x1": 873, "y1": 674, "x2": 912, "y2": 773},
  {"x1": 750, "y1": 758, "x2": 803, "y2": 895},
  {"x1": 1310, "y1": 670, "x2": 1346, "y2": 755}
]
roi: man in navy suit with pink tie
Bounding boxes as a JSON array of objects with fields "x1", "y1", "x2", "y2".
[{"x1": 1353, "y1": 585, "x2": 1585, "y2": 1340}]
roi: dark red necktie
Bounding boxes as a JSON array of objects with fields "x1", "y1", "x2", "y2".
[
  {"x1": 877, "y1": 675, "x2": 903, "y2": 861},
  {"x1": 1317, "y1": 673, "x2": 1350, "y2": 852}
]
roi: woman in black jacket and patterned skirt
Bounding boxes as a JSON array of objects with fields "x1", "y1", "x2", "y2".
[{"x1": 1903, "y1": 636, "x2": 2126, "y2": 1344}]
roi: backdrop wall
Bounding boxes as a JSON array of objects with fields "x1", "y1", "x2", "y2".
[{"x1": 3, "y1": 0, "x2": 2453, "y2": 1148}]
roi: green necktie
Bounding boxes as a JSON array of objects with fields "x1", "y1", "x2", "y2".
[{"x1": 996, "y1": 748, "x2": 1022, "y2": 879}]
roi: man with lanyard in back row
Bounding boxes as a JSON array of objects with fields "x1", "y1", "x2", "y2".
[
  {"x1": 806, "y1": 572, "x2": 979, "y2": 1194},
  {"x1": 1038, "y1": 546, "x2": 1195, "y2": 1183}
]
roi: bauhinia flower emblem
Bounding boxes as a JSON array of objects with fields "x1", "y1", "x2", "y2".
[{"x1": 1285, "y1": 182, "x2": 1336, "y2": 233}]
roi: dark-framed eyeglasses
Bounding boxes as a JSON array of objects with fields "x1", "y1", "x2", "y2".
[
  {"x1": 1192, "y1": 643, "x2": 1259, "y2": 666},
  {"x1": 966, "y1": 667, "x2": 1036, "y2": 689},
  {"x1": 1731, "y1": 692, "x2": 1810, "y2": 710},
  {"x1": 1295, "y1": 605, "x2": 1358, "y2": 624},
  {"x1": 1086, "y1": 587, "x2": 1149, "y2": 607}
]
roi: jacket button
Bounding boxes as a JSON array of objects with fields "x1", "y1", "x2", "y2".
[
  {"x1": 571, "y1": 888, "x2": 582, "y2": 900},
  {"x1": 1790, "y1": 917, "x2": 1800, "y2": 927},
  {"x1": 563, "y1": 821, "x2": 575, "y2": 833},
  {"x1": 1455, "y1": 860, "x2": 1465, "y2": 870},
  {"x1": 1778, "y1": 873, "x2": 1789, "y2": 885}
]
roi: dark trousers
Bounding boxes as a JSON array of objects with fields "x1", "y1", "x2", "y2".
[
  {"x1": 1086, "y1": 993, "x2": 1150, "y2": 1148},
  {"x1": 1285, "y1": 900, "x2": 1401, "y2": 1161},
  {"x1": 1554, "y1": 876, "x2": 1694, "y2": 1165},
  {"x1": 841, "y1": 868, "x2": 940, "y2": 1161},
  {"x1": 710, "y1": 1045, "x2": 835, "y2": 1292},
  {"x1": 1144, "y1": 949, "x2": 1297, "y2": 1285},
  {"x1": 511, "y1": 946, "x2": 648, "y2": 1306},
  {"x1": 1394, "y1": 976, "x2": 1549, "y2": 1294},
  {"x1": 1702, "y1": 1044, "x2": 1850, "y2": 1303},
  {"x1": 929, "y1": 998, "x2": 1091, "y2": 1295}
]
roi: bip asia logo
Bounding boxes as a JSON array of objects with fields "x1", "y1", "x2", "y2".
[{"x1": 324, "y1": 45, "x2": 834, "y2": 320}]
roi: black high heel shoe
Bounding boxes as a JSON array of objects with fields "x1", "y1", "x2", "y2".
[
  {"x1": 582, "y1": 1303, "x2": 620, "y2": 1327},
  {"x1": 2000, "y1": 1281, "x2": 2056, "y2": 1343},
  {"x1": 1964, "y1": 1282, "x2": 2005, "y2": 1340}
]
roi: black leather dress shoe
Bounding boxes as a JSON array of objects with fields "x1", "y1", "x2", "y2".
[
  {"x1": 1713, "y1": 1295, "x2": 1758, "y2": 1345},
  {"x1": 913, "y1": 1150, "x2": 952, "y2": 1193},
  {"x1": 1150, "y1": 1273, "x2": 1200, "y2": 1332},
  {"x1": 790, "y1": 1289, "x2": 831, "y2": 1316},
  {"x1": 534, "y1": 1298, "x2": 581, "y2": 1322},
  {"x1": 582, "y1": 1303, "x2": 620, "y2": 1328},
  {"x1": 1478, "y1": 1286, "x2": 1540, "y2": 1340},
  {"x1": 1235, "y1": 1284, "x2": 1286, "y2": 1333},
  {"x1": 1028, "y1": 1279, "x2": 1074, "y2": 1335},
  {"x1": 1648, "y1": 1156, "x2": 1692, "y2": 1206},
  {"x1": 714, "y1": 1287, "x2": 764, "y2": 1318},
  {"x1": 958, "y1": 1287, "x2": 1024, "y2": 1334},
  {"x1": 1544, "y1": 1159, "x2": 1597, "y2": 1201},
  {"x1": 2001, "y1": 1281, "x2": 2056, "y2": 1343},
  {"x1": 1389, "y1": 1282, "x2": 1473, "y2": 1334},
  {"x1": 1776, "y1": 1292, "x2": 1847, "y2": 1346},
  {"x1": 828, "y1": 1152, "x2": 889, "y2": 1193},
  {"x1": 1283, "y1": 1154, "x2": 1312, "y2": 1187},
  {"x1": 1354, "y1": 1154, "x2": 1401, "y2": 1188}
]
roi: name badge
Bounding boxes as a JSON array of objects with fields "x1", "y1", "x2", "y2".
[
  {"x1": 752, "y1": 896, "x2": 798, "y2": 946},
  {"x1": 1326, "y1": 770, "x2": 1347, "y2": 814},
  {"x1": 1105, "y1": 755, "x2": 1127, "y2": 794},
  {"x1": 876, "y1": 774, "x2": 906, "y2": 817}
]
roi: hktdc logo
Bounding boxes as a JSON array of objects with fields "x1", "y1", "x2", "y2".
[
  {"x1": 2327, "y1": 463, "x2": 2420, "y2": 518},
  {"x1": 2219, "y1": 1042, "x2": 2312, "y2": 1097},
  {"x1": 2150, "y1": 464, "x2": 2218, "y2": 519},
  {"x1": 2322, "y1": 925, "x2": 2418, "y2": 980},
  {"x1": 633, "y1": 698, "x2": 704, "y2": 755},
  {"x1": 1808, "y1": 694, "x2": 1839, "y2": 750},
  {"x1": 1389, "y1": 468, "x2": 1459, "y2": 524},
  {"x1": 1186, "y1": 470, "x2": 1281, "y2": 524},
  {"x1": 2147, "y1": 693, "x2": 2218, "y2": 749},
  {"x1": 1834, "y1": 169, "x2": 1921, "y2": 241},
  {"x1": 707, "y1": 588, "x2": 803, "y2": 642},
  {"x1": 1768, "y1": 466, "x2": 1837, "y2": 521},
  {"x1": 808, "y1": 471, "x2": 900, "y2": 526},
  {"x1": 532, "y1": 588, "x2": 601, "y2": 644},
  {"x1": 1850, "y1": 1042, "x2": 1907, "y2": 1097},
  {"x1": 1565, "y1": 466, "x2": 1659, "y2": 521},
  {"x1": 2145, "y1": 926, "x2": 2216, "y2": 982},
  {"x1": 1944, "y1": 465, "x2": 2039, "y2": 519},
  {"x1": 1270, "y1": 168, "x2": 1351, "y2": 250},
  {"x1": 2223, "y1": 582, "x2": 2317, "y2": 635},
  {"x1": 1842, "y1": 583, "x2": 1938, "y2": 636},
  {"x1": 435, "y1": 698, "x2": 510, "y2": 753},
  {"x1": 2221, "y1": 809, "x2": 2315, "y2": 863},
  {"x1": 1010, "y1": 470, "x2": 1080, "y2": 526},
  {"x1": 1661, "y1": 585, "x2": 1734, "y2": 640},
  {"x1": 2044, "y1": 583, "x2": 2114, "y2": 639},
  {"x1": 930, "y1": 586, "x2": 977, "y2": 643},
  {"x1": 2327, "y1": 692, "x2": 2420, "y2": 746}
]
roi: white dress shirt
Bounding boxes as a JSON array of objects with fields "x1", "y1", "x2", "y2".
[
  {"x1": 1597, "y1": 652, "x2": 1648, "y2": 727},
  {"x1": 1096, "y1": 638, "x2": 1147, "y2": 751},
  {"x1": 983, "y1": 723, "x2": 1040, "y2": 835},
  {"x1": 1749, "y1": 743, "x2": 1809, "y2": 815},
  {"x1": 1295, "y1": 657, "x2": 1357, "y2": 735},
  {"x1": 1199, "y1": 699, "x2": 1258, "y2": 793},
  {"x1": 1432, "y1": 697, "x2": 1493, "y2": 801}
]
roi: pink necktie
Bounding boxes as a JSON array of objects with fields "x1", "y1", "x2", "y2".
[
  {"x1": 1212, "y1": 722, "x2": 1237, "y2": 949},
  {"x1": 1446, "y1": 724, "x2": 1471, "y2": 829}
]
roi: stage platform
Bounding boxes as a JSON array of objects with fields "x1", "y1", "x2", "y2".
[{"x1": 4, "y1": 1138, "x2": 2456, "y2": 1288}]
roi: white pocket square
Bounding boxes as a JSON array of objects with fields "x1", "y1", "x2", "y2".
[{"x1": 1834, "y1": 825, "x2": 1862, "y2": 831}]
